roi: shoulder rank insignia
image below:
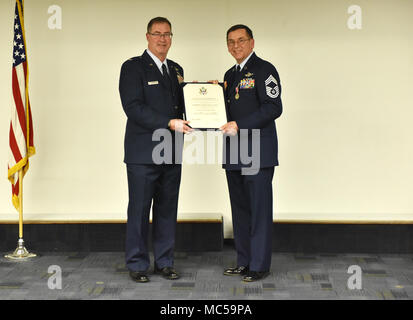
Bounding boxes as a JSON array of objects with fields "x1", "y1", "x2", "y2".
[
  {"x1": 174, "y1": 67, "x2": 184, "y2": 84},
  {"x1": 265, "y1": 75, "x2": 280, "y2": 98}
]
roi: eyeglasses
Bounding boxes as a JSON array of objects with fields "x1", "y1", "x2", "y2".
[
  {"x1": 148, "y1": 32, "x2": 173, "y2": 39},
  {"x1": 227, "y1": 38, "x2": 250, "y2": 47}
]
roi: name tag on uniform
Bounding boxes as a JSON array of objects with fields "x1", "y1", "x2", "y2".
[{"x1": 148, "y1": 81, "x2": 159, "y2": 85}]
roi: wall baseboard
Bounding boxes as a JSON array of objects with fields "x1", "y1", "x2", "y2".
[
  {"x1": 0, "y1": 221, "x2": 224, "y2": 253},
  {"x1": 271, "y1": 223, "x2": 413, "y2": 253},
  {"x1": 1, "y1": 222, "x2": 412, "y2": 253}
]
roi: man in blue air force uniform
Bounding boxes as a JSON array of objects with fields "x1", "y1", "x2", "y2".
[
  {"x1": 220, "y1": 24, "x2": 283, "y2": 282},
  {"x1": 119, "y1": 17, "x2": 192, "y2": 283}
]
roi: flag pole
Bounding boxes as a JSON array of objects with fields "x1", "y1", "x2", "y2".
[
  {"x1": 5, "y1": 169, "x2": 36, "y2": 260},
  {"x1": 18, "y1": 169, "x2": 23, "y2": 238}
]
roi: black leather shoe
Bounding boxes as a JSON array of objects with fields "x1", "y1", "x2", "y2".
[
  {"x1": 242, "y1": 271, "x2": 269, "y2": 282},
  {"x1": 154, "y1": 266, "x2": 180, "y2": 280},
  {"x1": 223, "y1": 266, "x2": 249, "y2": 276},
  {"x1": 129, "y1": 271, "x2": 149, "y2": 283}
]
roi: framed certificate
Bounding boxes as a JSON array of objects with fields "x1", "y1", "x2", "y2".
[{"x1": 182, "y1": 82, "x2": 227, "y2": 130}]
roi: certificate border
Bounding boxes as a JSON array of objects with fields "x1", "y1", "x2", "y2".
[{"x1": 181, "y1": 82, "x2": 226, "y2": 131}]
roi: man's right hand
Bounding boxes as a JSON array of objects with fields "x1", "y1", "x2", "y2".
[{"x1": 168, "y1": 119, "x2": 193, "y2": 134}]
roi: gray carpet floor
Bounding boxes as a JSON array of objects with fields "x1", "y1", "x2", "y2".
[{"x1": 1, "y1": 246, "x2": 413, "y2": 300}]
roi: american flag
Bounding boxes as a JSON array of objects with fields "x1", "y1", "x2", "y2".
[{"x1": 8, "y1": 0, "x2": 35, "y2": 211}]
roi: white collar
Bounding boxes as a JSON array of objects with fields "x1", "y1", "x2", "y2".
[
  {"x1": 236, "y1": 51, "x2": 254, "y2": 72},
  {"x1": 146, "y1": 49, "x2": 169, "y2": 74}
]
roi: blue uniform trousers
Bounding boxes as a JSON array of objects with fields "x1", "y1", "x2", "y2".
[
  {"x1": 225, "y1": 167, "x2": 275, "y2": 272},
  {"x1": 125, "y1": 163, "x2": 181, "y2": 272}
]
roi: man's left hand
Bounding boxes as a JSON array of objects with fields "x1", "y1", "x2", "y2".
[{"x1": 219, "y1": 121, "x2": 238, "y2": 136}]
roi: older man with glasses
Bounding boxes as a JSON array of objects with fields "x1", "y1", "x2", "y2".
[
  {"x1": 119, "y1": 17, "x2": 191, "y2": 283},
  {"x1": 220, "y1": 24, "x2": 283, "y2": 282}
]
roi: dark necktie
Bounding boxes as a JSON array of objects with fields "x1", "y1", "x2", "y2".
[
  {"x1": 162, "y1": 63, "x2": 172, "y2": 88},
  {"x1": 236, "y1": 65, "x2": 241, "y2": 73}
]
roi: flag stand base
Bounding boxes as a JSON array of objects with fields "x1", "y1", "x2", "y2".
[{"x1": 4, "y1": 238, "x2": 36, "y2": 260}]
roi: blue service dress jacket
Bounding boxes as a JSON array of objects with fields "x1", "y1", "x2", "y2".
[
  {"x1": 223, "y1": 52, "x2": 283, "y2": 170},
  {"x1": 119, "y1": 50, "x2": 185, "y2": 164}
]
